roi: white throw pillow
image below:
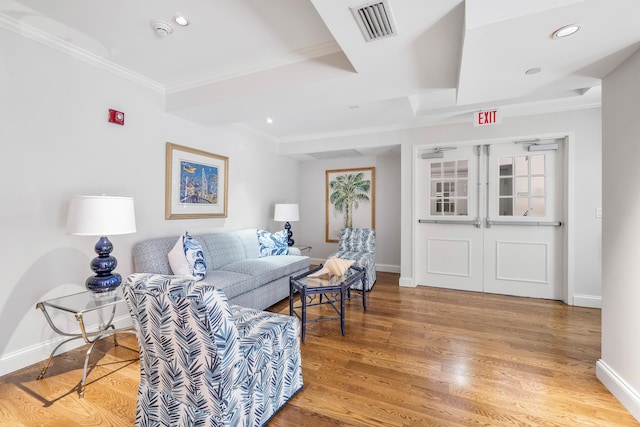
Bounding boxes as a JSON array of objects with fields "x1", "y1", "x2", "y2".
[
  {"x1": 168, "y1": 232, "x2": 207, "y2": 281},
  {"x1": 168, "y1": 235, "x2": 191, "y2": 277}
]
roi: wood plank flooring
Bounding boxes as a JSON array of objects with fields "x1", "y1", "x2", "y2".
[{"x1": 0, "y1": 271, "x2": 636, "y2": 426}]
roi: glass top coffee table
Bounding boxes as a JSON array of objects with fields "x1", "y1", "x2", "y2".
[{"x1": 289, "y1": 265, "x2": 367, "y2": 341}]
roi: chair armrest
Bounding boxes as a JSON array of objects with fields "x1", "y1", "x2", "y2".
[{"x1": 233, "y1": 308, "x2": 300, "y2": 374}]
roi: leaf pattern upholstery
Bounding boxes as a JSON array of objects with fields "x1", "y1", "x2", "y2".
[
  {"x1": 330, "y1": 228, "x2": 376, "y2": 291},
  {"x1": 124, "y1": 273, "x2": 303, "y2": 427}
]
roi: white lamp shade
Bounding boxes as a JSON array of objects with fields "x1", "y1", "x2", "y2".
[
  {"x1": 274, "y1": 203, "x2": 299, "y2": 222},
  {"x1": 66, "y1": 195, "x2": 137, "y2": 236}
]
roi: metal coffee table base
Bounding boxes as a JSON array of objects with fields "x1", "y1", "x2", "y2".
[{"x1": 289, "y1": 265, "x2": 367, "y2": 341}]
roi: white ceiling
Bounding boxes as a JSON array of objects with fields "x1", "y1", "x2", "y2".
[{"x1": 2, "y1": 0, "x2": 639, "y2": 155}]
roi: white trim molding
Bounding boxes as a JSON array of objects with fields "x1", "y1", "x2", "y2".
[
  {"x1": 0, "y1": 13, "x2": 163, "y2": 93},
  {"x1": 309, "y1": 258, "x2": 399, "y2": 274},
  {"x1": 375, "y1": 263, "x2": 400, "y2": 274},
  {"x1": 596, "y1": 360, "x2": 640, "y2": 422},
  {"x1": 572, "y1": 294, "x2": 602, "y2": 308},
  {"x1": 398, "y1": 276, "x2": 415, "y2": 287},
  {"x1": 0, "y1": 314, "x2": 133, "y2": 377}
]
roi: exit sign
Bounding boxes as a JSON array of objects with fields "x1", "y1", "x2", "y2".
[{"x1": 474, "y1": 109, "x2": 500, "y2": 127}]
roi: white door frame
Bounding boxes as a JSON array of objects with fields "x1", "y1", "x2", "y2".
[{"x1": 411, "y1": 132, "x2": 575, "y2": 305}]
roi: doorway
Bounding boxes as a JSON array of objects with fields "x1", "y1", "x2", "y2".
[{"x1": 414, "y1": 138, "x2": 565, "y2": 299}]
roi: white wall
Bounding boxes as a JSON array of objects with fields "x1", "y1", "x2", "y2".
[
  {"x1": 296, "y1": 152, "x2": 401, "y2": 271},
  {"x1": 0, "y1": 29, "x2": 300, "y2": 375},
  {"x1": 598, "y1": 48, "x2": 640, "y2": 421},
  {"x1": 282, "y1": 108, "x2": 603, "y2": 305}
]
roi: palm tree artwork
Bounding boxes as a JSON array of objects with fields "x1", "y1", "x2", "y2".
[{"x1": 329, "y1": 171, "x2": 371, "y2": 229}]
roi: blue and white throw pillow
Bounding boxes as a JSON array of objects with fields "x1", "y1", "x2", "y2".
[
  {"x1": 257, "y1": 229, "x2": 289, "y2": 257},
  {"x1": 168, "y1": 231, "x2": 207, "y2": 281}
]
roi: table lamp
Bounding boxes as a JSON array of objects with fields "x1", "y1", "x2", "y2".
[
  {"x1": 66, "y1": 195, "x2": 136, "y2": 293},
  {"x1": 274, "y1": 203, "x2": 299, "y2": 246}
]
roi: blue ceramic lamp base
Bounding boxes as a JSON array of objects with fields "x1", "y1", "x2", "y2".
[
  {"x1": 86, "y1": 236, "x2": 122, "y2": 293},
  {"x1": 284, "y1": 221, "x2": 294, "y2": 246}
]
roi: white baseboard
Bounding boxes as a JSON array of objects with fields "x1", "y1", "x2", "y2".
[
  {"x1": 596, "y1": 359, "x2": 640, "y2": 422},
  {"x1": 0, "y1": 314, "x2": 133, "y2": 377},
  {"x1": 309, "y1": 258, "x2": 400, "y2": 274},
  {"x1": 573, "y1": 294, "x2": 602, "y2": 308},
  {"x1": 309, "y1": 257, "x2": 325, "y2": 266},
  {"x1": 375, "y1": 263, "x2": 400, "y2": 273},
  {"x1": 399, "y1": 276, "x2": 415, "y2": 287}
]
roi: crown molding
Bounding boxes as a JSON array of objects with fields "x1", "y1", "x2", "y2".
[
  {"x1": 277, "y1": 102, "x2": 601, "y2": 144},
  {"x1": 0, "y1": 12, "x2": 342, "y2": 97},
  {"x1": 0, "y1": 13, "x2": 164, "y2": 93},
  {"x1": 165, "y1": 40, "x2": 343, "y2": 94}
]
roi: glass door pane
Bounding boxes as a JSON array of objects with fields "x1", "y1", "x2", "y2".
[{"x1": 429, "y1": 159, "x2": 470, "y2": 216}]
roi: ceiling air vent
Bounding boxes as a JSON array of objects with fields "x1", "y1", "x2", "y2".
[{"x1": 351, "y1": 0, "x2": 398, "y2": 42}]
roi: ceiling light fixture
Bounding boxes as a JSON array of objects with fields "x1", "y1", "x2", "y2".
[
  {"x1": 525, "y1": 67, "x2": 542, "y2": 75},
  {"x1": 552, "y1": 24, "x2": 581, "y2": 39},
  {"x1": 266, "y1": 117, "x2": 273, "y2": 124},
  {"x1": 173, "y1": 14, "x2": 190, "y2": 27},
  {"x1": 149, "y1": 19, "x2": 173, "y2": 37}
]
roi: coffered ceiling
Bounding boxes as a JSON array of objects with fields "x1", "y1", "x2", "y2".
[{"x1": 2, "y1": 0, "x2": 639, "y2": 150}]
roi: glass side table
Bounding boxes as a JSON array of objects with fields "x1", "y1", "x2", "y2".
[
  {"x1": 293, "y1": 245, "x2": 312, "y2": 255},
  {"x1": 36, "y1": 288, "x2": 135, "y2": 397}
]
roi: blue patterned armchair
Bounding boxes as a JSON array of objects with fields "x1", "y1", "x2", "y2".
[
  {"x1": 123, "y1": 273, "x2": 303, "y2": 427},
  {"x1": 330, "y1": 228, "x2": 376, "y2": 291}
]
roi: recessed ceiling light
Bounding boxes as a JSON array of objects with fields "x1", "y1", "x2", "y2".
[
  {"x1": 266, "y1": 117, "x2": 273, "y2": 124},
  {"x1": 173, "y1": 15, "x2": 190, "y2": 27},
  {"x1": 552, "y1": 24, "x2": 581, "y2": 39},
  {"x1": 525, "y1": 67, "x2": 542, "y2": 75}
]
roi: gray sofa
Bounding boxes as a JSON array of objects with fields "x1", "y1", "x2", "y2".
[{"x1": 132, "y1": 228, "x2": 310, "y2": 310}]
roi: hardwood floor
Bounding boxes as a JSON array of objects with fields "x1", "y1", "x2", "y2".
[{"x1": 0, "y1": 271, "x2": 636, "y2": 426}]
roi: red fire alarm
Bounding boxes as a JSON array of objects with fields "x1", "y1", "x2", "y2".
[{"x1": 108, "y1": 109, "x2": 125, "y2": 125}]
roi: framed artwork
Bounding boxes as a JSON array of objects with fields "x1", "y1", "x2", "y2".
[
  {"x1": 165, "y1": 142, "x2": 228, "y2": 219},
  {"x1": 325, "y1": 167, "x2": 375, "y2": 242}
]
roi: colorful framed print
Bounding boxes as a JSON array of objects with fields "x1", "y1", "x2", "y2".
[
  {"x1": 325, "y1": 167, "x2": 375, "y2": 242},
  {"x1": 165, "y1": 142, "x2": 228, "y2": 219}
]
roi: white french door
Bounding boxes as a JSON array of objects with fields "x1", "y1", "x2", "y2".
[
  {"x1": 415, "y1": 139, "x2": 564, "y2": 299},
  {"x1": 415, "y1": 145, "x2": 484, "y2": 292}
]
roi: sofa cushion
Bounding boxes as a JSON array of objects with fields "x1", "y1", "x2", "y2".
[
  {"x1": 198, "y1": 232, "x2": 247, "y2": 270},
  {"x1": 219, "y1": 256, "x2": 308, "y2": 285},
  {"x1": 257, "y1": 229, "x2": 289, "y2": 257},
  {"x1": 201, "y1": 270, "x2": 258, "y2": 301},
  {"x1": 232, "y1": 228, "x2": 261, "y2": 260}
]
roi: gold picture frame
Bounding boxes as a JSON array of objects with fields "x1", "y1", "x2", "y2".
[
  {"x1": 165, "y1": 142, "x2": 228, "y2": 219},
  {"x1": 325, "y1": 167, "x2": 375, "y2": 242}
]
